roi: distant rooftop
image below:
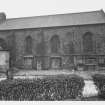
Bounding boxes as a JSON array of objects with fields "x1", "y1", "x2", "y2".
[{"x1": 0, "y1": 10, "x2": 105, "y2": 30}]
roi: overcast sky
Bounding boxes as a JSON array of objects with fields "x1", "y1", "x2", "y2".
[{"x1": 0, "y1": 0, "x2": 105, "y2": 18}]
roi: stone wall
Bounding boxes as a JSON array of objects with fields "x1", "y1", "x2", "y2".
[{"x1": 0, "y1": 24, "x2": 105, "y2": 70}]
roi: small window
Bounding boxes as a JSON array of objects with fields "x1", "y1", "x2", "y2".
[
  {"x1": 50, "y1": 57, "x2": 62, "y2": 69},
  {"x1": 98, "y1": 56, "x2": 105, "y2": 64},
  {"x1": 84, "y1": 57, "x2": 96, "y2": 64}
]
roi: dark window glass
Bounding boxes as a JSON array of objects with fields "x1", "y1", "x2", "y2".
[
  {"x1": 50, "y1": 35, "x2": 60, "y2": 53},
  {"x1": 64, "y1": 41, "x2": 74, "y2": 54},
  {"x1": 0, "y1": 38, "x2": 7, "y2": 50},
  {"x1": 83, "y1": 32, "x2": 93, "y2": 53},
  {"x1": 25, "y1": 36, "x2": 32, "y2": 54}
]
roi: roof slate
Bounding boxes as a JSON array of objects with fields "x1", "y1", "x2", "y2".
[{"x1": 0, "y1": 10, "x2": 105, "y2": 30}]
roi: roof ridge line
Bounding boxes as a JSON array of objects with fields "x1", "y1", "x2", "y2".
[{"x1": 6, "y1": 9, "x2": 102, "y2": 20}]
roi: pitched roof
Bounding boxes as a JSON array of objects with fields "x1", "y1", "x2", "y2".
[{"x1": 0, "y1": 10, "x2": 105, "y2": 30}]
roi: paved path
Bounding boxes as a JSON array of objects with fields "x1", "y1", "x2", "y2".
[
  {"x1": 83, "y1": 80, "x2": 98, "y2": 97},
  {"x1": 13, "y1": 70, "x2": 94, "y2": 80}
]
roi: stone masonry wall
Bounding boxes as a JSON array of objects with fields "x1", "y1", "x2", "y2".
[{"x1": 0, "y1": 24, "x2": 105, "y2": 69}]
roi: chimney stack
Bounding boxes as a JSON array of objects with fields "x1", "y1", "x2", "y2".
[{"x1": 0, "y1": 12, "x2": 6, "y2": 23}]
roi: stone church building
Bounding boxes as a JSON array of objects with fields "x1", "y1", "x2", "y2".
[{"x1": 0, "y1": 10, "x2": 105, "y2": 72}]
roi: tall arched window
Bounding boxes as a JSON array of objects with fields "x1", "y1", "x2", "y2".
[
  {"x1": 0, "y1": 38, "x2": 7, "y2": 50},
  {"x1": 50, "y1": 35, "x2": 60, "y2": 53},
  {"x1": 83, "y1": 32, "x2": 93, "y2": 53},
  {"x1": 64, "y1": 41, "x2": 74, "y2": 54},
  {"x1": 25, "y1": 36, "x2": 33, "y2": 54}
]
